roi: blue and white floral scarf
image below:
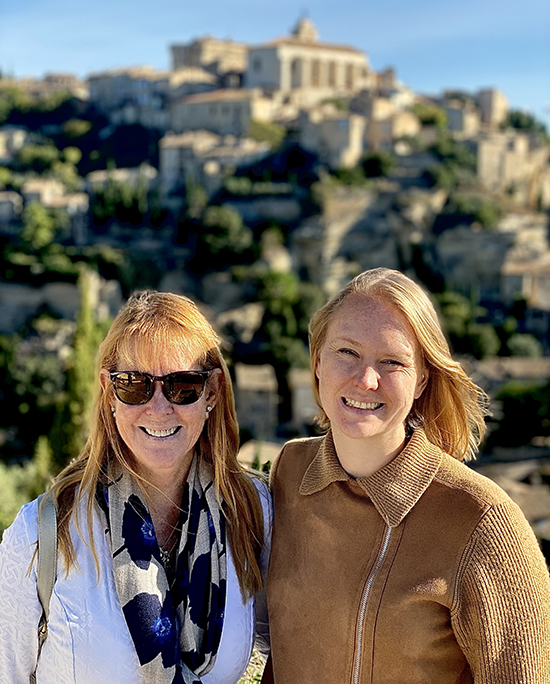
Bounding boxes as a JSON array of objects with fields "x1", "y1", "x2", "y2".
[{"x1": 97, "y1": 456, "x2": 227, "y2": 684}]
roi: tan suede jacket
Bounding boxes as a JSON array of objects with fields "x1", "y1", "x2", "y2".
[{"x1": 265, "y1": 429, "x2": 550, "y2": 684}]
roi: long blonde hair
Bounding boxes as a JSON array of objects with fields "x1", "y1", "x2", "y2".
[
  {"x1": 48, "y1": 291, "x2": 264, "y2": 597},
  {"x1": 309, "y1": 268, "x2": 490, "y2": 461}
]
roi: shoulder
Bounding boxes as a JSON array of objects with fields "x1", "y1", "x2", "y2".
[
  {"x1": 248, "y1": 473, "x2": 272, "y2": 513},
  {"x1": 0, "y1": 498, "x2": 40, "y2": 585},
  {"x1": 269, "y1": 435, "x2": 325, "y2": 488},
  {"x1": 1, "y1": 497, "x2": 39, "y2": 550},
  {"x1": 434, "y1": 453, "x2": 516, "y2": 510}
]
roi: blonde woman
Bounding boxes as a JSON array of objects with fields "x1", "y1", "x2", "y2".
[
  {"x1": 0, "y1": 291, "x2": 271, "y2": 684},
  {"x1": 264, "y1": 268, "x2": 550, "y2": 683}
]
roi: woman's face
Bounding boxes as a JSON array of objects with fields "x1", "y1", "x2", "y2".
[
  {"x1": 315, "y1": 295, "x2": 428, "y2": 459},
  {"x1": 100, "y1": 353, "x2": 221, "y2": 484}
]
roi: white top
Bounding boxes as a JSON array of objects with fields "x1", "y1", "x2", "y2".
[{"x1": 0, "y1": 479, "x2": 272, "y2": 684}]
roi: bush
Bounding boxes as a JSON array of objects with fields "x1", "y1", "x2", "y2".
[
  {"x1": 411, "y1": 102, "x2": 447, "y2": 129},
  {"x1": 506, "y1": 333, "x2": 543, "y2": 357},
  {"x1": 247, "y1": 120, "x2": 286, "y2": 151},
  {"x1": 362, "y1": 151, "x2": 395, "y2": 178}
]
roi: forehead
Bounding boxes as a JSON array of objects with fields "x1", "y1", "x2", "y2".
[
  {"x1": 326, "y1": 295, "x2": 420, "y2": 352},
  {"x1": 116, "y1": 333, "x2": 206, "y2": 373}
]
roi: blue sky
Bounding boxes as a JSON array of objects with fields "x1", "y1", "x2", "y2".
[{"x1": 1, "y1": 0, "x2": 549, "y2": 127}]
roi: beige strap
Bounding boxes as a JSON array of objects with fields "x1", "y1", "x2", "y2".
[{"x1": 30, "y1": 494, "x2": 57, "y2": 684}]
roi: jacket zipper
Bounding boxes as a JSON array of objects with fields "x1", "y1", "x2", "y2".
[{"x1": 352, "y1": 524, "x2": 392, "y2": 684}]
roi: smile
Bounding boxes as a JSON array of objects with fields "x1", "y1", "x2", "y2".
[
  {"x1": 342, "y1": 397, "x2": 383, "y2": 410},
  {"x1": 140, "y1": 426, "x2": 181, "y2": 438}
]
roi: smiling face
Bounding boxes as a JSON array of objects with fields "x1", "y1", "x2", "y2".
[
  {"x1": 100, "y1": 352, "x2": 221, "y2": 488},
  {"x1": 315, "y1": 295, "x2": 428, "y2": 473}
]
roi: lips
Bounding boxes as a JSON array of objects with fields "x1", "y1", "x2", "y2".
[
  {"x1": 140, "y1": 426, "x2": 181, "y2": 438},
  {"x1": 342, "y1": 397, "x2": 383, "y2": 410}
]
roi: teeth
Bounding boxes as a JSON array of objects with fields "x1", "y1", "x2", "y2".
[
  {"x1": 143, "y1": 426, "x2": 179, "y2": 438},
  {"x1": 343, "y1": 398, "x2": 382, "y2": 410}
]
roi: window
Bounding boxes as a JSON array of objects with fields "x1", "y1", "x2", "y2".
[
  {"x1": 253, "y1": 57, "x2": 262, "y2": 72},
  {"x1": 311, "y1": 59, "x2": 320, "y2": 87},
  {"x1": 328, "y1": 62, "x2": 336, "y2": 87},
  {"x1": 346, "y1": 64, "x2": 354, "y2": 89}
]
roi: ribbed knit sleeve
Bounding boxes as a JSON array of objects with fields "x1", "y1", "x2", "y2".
[{"x1": 452, "y1": 500, "x2": 550, "y2": 683}]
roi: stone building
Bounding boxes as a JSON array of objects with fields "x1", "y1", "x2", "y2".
[
  {"x1": 0, "y1": 126, "x2": 28, "y2": 164},
  {"x1": 0, "y1": 73, "x2": 88, "y2": 101},
  {"x1": 158, "y1": 130, "x2": 269, "y2": 196},
  {"x1": 366, "y1": 110, "x2": 421, "y2": 151},
  {"x1": 477, "y1": 88, "x2": 508, "y2": 127},
  {"x1": 170, "y1": 88, "x2": 275, "y2": 136},
  {"x1": 171, "y1": 37, "x2": 248, "y2": 83},
  {"x1": 298, "y1": 105, "x2": 366, "y2": 168},
  {"x1": 0, "y1": 191, "x2": 22, "y2": 227},
  {"x1": 88, "y1": 66, "x2": 218, "y2": 131},
  {"x1": 245, "y1": 18, "x2": 373, "y2": 105},
  {"x1": 234, "y1": 363, "x2": 278, "y2": 439},
  {"x1": 445, "y1": 99, "x2": 481, "y2": 139},
  {"x1": 476, "y1": 130, "x2": 550, "y2": 208}
]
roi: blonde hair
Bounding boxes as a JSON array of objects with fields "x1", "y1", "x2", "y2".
[
  {"x1": 309, "y1": 268, "x2": 490, "y2": 461},
  {"x1": 49, "y1": 291, "x2": 264, "y2": 597}
]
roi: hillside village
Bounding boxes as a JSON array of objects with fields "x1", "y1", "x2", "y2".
[{"x1": 0, "y1": 18, "x2": 550, "y2": 557}]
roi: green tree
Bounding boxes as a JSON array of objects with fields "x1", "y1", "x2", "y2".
[
  {"x1": 362, "y1": 151, "x2": 395, "y2": 178},
  {"x1": 17, "y1": 143, "x2": 60, "y2": 173},
  {"x1": 436, "y1": 291, "x2": 501, "y2": 358},
  {"x1": 506, "y1": 333, "x2": 543, "y2": 357},
  {"x1": 505, "y1": 110, "x2": 549, "y2": 143},
  {"x1": 29, "y1": 435, "x2": 54, "y2": 499},
  {"x1": 62, "y1": 118, "x2": 93, "y2": 139},
  {"x1": 411, "y1": 102, "x2": 447, "y2": 129},
  {"x1": 51, "y1": 269, "x2": 100, "y2": 466},
  {"x1": 21, "y1": 201, "x2": 58, "y2": 251},
  {"x1": 0, "y1": 166, "x2": 12, "y2": 189},
  {"x1": 247, "y1": 120, "x2": 286, "y2": 150},
  {"x1": 488, "y1": 380, "x2": 550, "y2": 449}
]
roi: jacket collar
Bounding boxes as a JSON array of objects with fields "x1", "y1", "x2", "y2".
[{"x1": 299, "y1": 429, "x2": 443, "y2": 527}]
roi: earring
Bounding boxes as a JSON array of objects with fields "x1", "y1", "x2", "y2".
[
  {"x1": 110, "y1": 406, "x2": 116, "y2": 417},
  {"x1": 206, "y1": 406, "x2": 213, "y2": 418}
]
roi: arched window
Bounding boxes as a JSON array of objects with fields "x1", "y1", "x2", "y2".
[
  {"x1": 328, "y1": 62, "x2": 337, "y2": 87},
  {"x1": 311, "y1": 59, "x2": 321, "y2": 87},
  {"x1": 346, "y1": 64, "x2": 354, "y2": 90},
  {"x1": 291, "y1": 58, "x2": 302, "y2": 88}
]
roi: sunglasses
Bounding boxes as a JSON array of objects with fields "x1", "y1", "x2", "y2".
[{"x1": 110, "y1": 370, "x2": 212, "y2": 406}]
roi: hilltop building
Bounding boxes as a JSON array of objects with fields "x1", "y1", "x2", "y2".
[
  {"x1": 170, "y1": 37, "x2": 248, "y2": 87},
  {"x1": 245, "y1": 18, "x2": 374, "y2": 106}
]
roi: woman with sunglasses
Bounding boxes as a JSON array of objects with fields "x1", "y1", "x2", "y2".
[{"x1": 0, "y1": 291, "x2": 271, "y2": 684}]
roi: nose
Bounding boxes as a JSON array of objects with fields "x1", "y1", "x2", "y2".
[
  {"x1": 145, "y1": 380, "x2": 173, "y2": 413},
  {"x1": 355, "y1": 364, "x2": 380, "y2": 390}
]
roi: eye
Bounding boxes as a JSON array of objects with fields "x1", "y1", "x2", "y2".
[
  {"x1": 338, "y1": 348, "x2": 359, "y2": 358},
  {"x1": 381, "y1": 359, "x2": 403, "y2": 367}
]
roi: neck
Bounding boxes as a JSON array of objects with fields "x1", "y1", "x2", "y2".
[
  {"x1": 332, "y1": 429, "x2": 408, "y2": 479},
  {"x1": 138, "y1": 452, "x2": 194, "y2": 539}
]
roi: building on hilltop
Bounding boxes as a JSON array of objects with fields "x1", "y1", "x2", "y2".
[
  {"x1": 477, "y1": 88, "x2": 508, "y2": 128},
  {"x1": 158, "y1": 130, "x2": 270, "y2": 198},
  {"x1": 0, "y1": 73, "x2": 89, "y2": 101},
  {"x1": 476, "y1": 129, "x2": 550, "y2": 208},
  {"x1": 170, "y1": 88, "x2": 276, "y2": 137},
  {"x1": 245, "y1": 18, "x2": 374, "y2": 106},
  {"x1": 298, "y1": 104, "x2": 366, "y2": 168},
  {"x1": 171, "y1": 37, "x2": 248, "y2": 86},
  {"x1": 88, "y1": 66, "x2": 218, "y2": 131}
]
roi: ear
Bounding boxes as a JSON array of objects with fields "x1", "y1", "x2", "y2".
[
  {"x1": 414, "y1": 368, "x2": 429, "y2": 400},
  {"x1": 205, "y1": 368, "x2": 222, "y2": 408},
  {"x1": 314, "y1": 355, "x2": 321, "y2": 380}
]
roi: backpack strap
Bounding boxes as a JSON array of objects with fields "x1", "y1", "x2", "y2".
[{"x1": 30, "y1": 494, "x2": 57, "y2": 684}]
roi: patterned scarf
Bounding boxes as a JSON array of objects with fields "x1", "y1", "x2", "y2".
[{"x1": 96, "y1": 455, "x2": 227, "y2": 684}]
